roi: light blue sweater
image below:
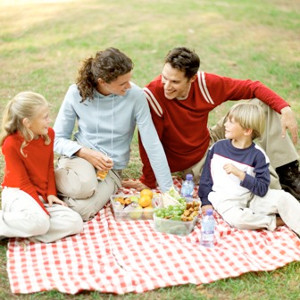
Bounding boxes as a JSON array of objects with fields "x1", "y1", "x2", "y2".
[{"x1": 53, "y1": 83, "x2": 172, "y2": 192}]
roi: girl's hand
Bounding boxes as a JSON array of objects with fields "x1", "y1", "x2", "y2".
[{"x1": 47, "y1": 195, "x2": 67, "y2": 207}]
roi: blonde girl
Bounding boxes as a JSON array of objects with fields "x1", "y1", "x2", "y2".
[{"x1": 0, "y1": 91, "x2": 83, "y2": 243}]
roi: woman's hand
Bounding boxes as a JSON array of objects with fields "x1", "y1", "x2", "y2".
[
  {"x1": 47, "y1": 195, "x2": 67, "y2": 207},
  {"x1": 76, "y1": 147, "x2": 113, "y2": 171}
]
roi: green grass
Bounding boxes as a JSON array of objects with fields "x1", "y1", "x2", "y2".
[{"x1": 0, "y1": 0, "x2": 299, "y2": 299}]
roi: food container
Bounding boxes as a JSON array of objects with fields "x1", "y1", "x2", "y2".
[
  {"x1": 153, "y1": 214, "x2": 198, "y2": 236},
  {"x1": 110, "y1": 194, "x2": 161, "y2": 221}
]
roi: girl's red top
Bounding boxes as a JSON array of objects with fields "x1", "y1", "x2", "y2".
[{"x1": 1, "y1": 127, "x2": 57, "y2": 215}]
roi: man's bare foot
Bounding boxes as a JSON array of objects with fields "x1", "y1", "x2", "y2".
[
  {"x1": 276, "y1": 216, "x2": 285, "y2": 227},
  {"x1": 121, "y1": 179, "x2": 149, "y2": 191}
]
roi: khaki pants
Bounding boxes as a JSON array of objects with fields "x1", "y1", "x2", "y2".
[
  {"x1": 55, "y1": 156, "x2": 121, "y2": 221},
  {"x1": 209, "y1": 189, "x2": 300, "y2": 235},
  {"x1": 0, "y1": 188, "x2": 83, "y2": 243},
  {"x1": 183, "y1": 99, "x2": 299, "y2": 189}
]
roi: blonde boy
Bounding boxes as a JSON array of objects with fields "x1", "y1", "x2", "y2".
[{"x1": 198, "y1": 102, "x2": 300, "y2": 235}]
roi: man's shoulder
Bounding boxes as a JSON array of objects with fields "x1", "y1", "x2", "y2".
[
  {"x1": 145, "y1": 75, "x2": 162, "y2": 87},
  {"x1": 143, "y1": 75, "x2": 164, "y2": 117},
  {"x1": 144, "y1": 75, "x2": 163, "y2": 93}
]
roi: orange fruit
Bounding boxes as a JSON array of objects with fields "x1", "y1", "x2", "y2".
[
  {"x1": 138, "y1": 195, "x2": 152, "y2": 208},
  {"x1": 140, "y1": 189, "x2": 153, "y2": 199}
]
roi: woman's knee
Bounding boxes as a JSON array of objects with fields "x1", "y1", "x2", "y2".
[
  {"x1": 55, "y1": 167, "x2": 98, "y2": 199},
  {"x1": 69, "y1": 178, "x2": 117, "y2": 221},
  {"x1": 68, "y1": 196, "x2": 103, "y2": 222}
]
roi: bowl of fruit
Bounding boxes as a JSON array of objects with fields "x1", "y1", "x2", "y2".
[
  {"x1": 110, "y1": 189, "x2": 161, "y2": 221},
  {"x1": 153, "y1": 186, "x2": 201, "y2": 236}
]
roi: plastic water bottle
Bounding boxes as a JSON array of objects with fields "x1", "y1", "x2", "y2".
[
  {"x1": 181, "y1": 174, "x2": 194, "y2": 202},
  {"x1": 200, "y1": 208, "x2": 215, "y2": 248}
]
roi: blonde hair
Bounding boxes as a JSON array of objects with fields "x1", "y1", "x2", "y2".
[
  {"x1": 228, "y1": 102, "x2": 265, "y2": 139},
  {"x1": 0, "y1": 91, "x2": 50, "y2": 156}
]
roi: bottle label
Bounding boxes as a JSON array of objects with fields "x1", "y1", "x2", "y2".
[
  {"x1": 181, "y1": 182, "x2": 194, "y2": 197},
  {"x1": 201, "y1": 232, "x2": 214, "y2": 241}
]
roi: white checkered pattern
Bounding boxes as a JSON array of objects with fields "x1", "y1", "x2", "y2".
[{"x1": 7, "y1": 178, "x2": 300, "y2": 294}]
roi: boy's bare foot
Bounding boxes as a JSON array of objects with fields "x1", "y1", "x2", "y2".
[
  {"x1": 276, "y1": 216, "x2": 285, "y2": 227},
  {"x1": 121, "y1": 179, "x2": 149, "y2": 191}
]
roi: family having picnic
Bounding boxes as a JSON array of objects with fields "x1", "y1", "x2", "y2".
[{"x1": 0, "y1": 46, "x2": 300, "y2": 242}]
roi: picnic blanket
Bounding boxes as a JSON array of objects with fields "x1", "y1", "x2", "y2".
[{"x1": 7, "y1": 178, "x2": 300, "y2": 294}]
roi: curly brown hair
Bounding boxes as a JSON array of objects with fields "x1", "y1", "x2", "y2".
[{"x1": 76, "y1": 47, "x2": 133, "y2": 101}]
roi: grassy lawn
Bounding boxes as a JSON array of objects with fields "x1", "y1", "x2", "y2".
[{"x1": 0, "y1": 0, "x2": 299, "y2": 299}]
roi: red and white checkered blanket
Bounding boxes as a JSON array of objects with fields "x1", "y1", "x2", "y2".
[{"x1": 7, "y1": 179, "x2": 300, "y2": 294}]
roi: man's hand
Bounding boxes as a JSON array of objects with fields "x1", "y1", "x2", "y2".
[
  {"x1": 122, "y1": 179, "x2": 149, "y2": 191},
  {"x1": 281, "y1": 106, "x2": 298, "y2": 144},
  {"x1": 76, "y1": 147, "x2": 113, "y2": 171}
]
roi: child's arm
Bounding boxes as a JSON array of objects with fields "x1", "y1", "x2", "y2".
[
  {"x1": 224, "y1": 152, "x2": 270, "y2": 197},
  {"x1": 223, "y1": 163, "x2": 246, "y2": 181}
]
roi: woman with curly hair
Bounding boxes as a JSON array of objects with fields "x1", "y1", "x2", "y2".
[{"x1": 54, "y1": 47, "x2": 172, "y2": 221}]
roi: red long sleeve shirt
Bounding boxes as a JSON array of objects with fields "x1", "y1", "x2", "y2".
[
  {"x1": 1, "y1": 127, "x2": 57, "y2": 215},
  {"x1": 139, "y1": 71, "x2": 289, "y2": 188}
]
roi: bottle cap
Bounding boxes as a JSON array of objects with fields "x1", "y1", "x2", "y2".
[
  {"x1": 206, "y1": 208, "x2": 213, "y2": 215},
  {"x1": 186, "y1": 174, "x2": 193, "y2": 180}
]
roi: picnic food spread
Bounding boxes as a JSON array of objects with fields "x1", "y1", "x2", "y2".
[
  {"x1": 111, "y1": 186, "x2": 201, "y2": 235},
  {"x1": 111, "y1": 189, "x2": 158, "y2": 220},
  {"x1": 152, "y1": 186, "x2": 201, "y2": 235}
]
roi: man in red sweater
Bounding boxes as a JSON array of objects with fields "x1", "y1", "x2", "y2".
[{"x1": 123, "y1": 47, "x2": 300, "y2": 200}]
